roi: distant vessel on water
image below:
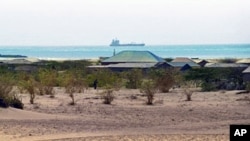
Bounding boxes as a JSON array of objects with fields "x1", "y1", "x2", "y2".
[{"x1": 110, "y1": 39, "x2": 145, "y2": 46}]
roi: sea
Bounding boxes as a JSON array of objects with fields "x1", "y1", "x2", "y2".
[{"x1": 0, "y1": 44, "x2": 250, "y2": 60}]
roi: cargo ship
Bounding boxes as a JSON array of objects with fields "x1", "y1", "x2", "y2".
[{"x1": 110, "y1": 39, "x2": 145, "y2": 46}]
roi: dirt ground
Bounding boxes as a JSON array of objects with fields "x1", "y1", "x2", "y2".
[{"x1": 0, "y1": 88, "x2": 250, "y2": 141}]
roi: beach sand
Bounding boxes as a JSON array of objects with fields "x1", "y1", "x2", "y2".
[{"x1": 0, "y1": 88, "x2": 249, "y2": 141}]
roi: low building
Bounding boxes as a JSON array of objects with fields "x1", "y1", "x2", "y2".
[
  {"x1": 242, "y1": 66, "x2": 250, "y2": 82},
  {"x1": 89, "y1": 51, "x2": 170, "y2": 72}
]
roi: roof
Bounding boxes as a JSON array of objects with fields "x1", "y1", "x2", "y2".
[
  {"x1": 168, "y1": 62, "x2": 200, "y2": 67},
  {"x1": 171, "y1": 57, "x2": 196, "y2": 63},
  {"x1": 102, "y1": 51, "x2": 165, "y2": 63},
  {"x1": 88, "y1": 63, "x2": 158, "y2": 69},
  {"x1": 5, "y1": 59, "x2": 33, "y2": 64},
  {"x1": 205, "y1": 63, "x2": 248, "y2": 68},
  {"x1": 243, "y1": 66, "x2": 250, "y2": 73}
]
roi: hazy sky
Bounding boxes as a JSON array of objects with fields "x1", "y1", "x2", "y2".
[{"x1": 0, "y1": 0, "x2": 250, "y2": 45}]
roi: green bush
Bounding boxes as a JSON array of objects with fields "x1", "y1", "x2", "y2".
[
  {"x1": 63, "y1": 71, "x2": 86, "y2": 105},
  {"x1": 0, "y1": 73, "x2": 23, "y2": 109},
  {"x1": 86, "y1": 70, "x2": 122, "y2": 89},
  {"x1": 201, "y1": 82, "x2": 217, "y2": 91},
  {"x1": 149, "y1": 69, "x2": 179, "y2": 93},
  {"x1": 124, "y1": 69, "x2": 143, "y2": 89},
  {"x1": 140, "y1": 80, "x2": 157, "y2": 105}
]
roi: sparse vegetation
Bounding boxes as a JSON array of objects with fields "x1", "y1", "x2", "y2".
[
  {"x1": 150, "y1": 69, "x2": 179, "y2": 93},
  {"x1": 19, "y1": 75, "x2": 37, "y2": 104},
  {"x1": 37, "y1": 69, "x2": 57, "y2": 97},
  {"x1": 124, "y1": 69, "x2": 143, "y2": 89},
  {"x1": 0, "y1": 74, "x2": 23, "y2": 109},
  {"x1": 63, "y1": 71, "x2": 86, "y2": 105},
  {"x1": 100, "y1": 86, "x2": 115, "y2": 104},
  {"x1": 140, "y1": 80, "x2": 157, "y2": 105}
]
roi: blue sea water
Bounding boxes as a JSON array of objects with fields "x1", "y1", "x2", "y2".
[{"x1": 0, "y1": 44, "x2": 249, "y2": 60}]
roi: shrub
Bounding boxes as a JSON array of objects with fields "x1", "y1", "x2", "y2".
[
  {"x1": 201, "y1": 82, "x2": 217, "y2": 91},
  {"x1": 86, "y1": 70, "x2": 122, "y2": 89},
  {"x1": 9, "y1": 94, "x2": 23, "y2": 109},
  {"x1": 37, "y1": 69, "x2": 57, "y2": 96},
  {"x1": 150, "y1": 69, "x2": 178, "y2": 93},
  {"x1": 63, "y1": 71, "x2": 86, "y2": 105},
  {"x1": 19, "y1": 76, "x2": 37, "y2": 104},
  {"x1": 100, "y1": 88, "x2": 114, "y2": 104},
  {"x1": 124, "y1": 69, "x2": 143, "y2": 89},
  {"x1": 140, "y1": 80, "x2": 157, "y2": 105},
  {"x1": 0, "y1": 74, "x2": 14, "y2": 108},
  {"x1": 182, "y1": 81, "x2": 198, "y2": 101}
]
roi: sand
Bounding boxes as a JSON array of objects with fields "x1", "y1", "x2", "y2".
[{"x1": 0, "y1": 88, "x2": 250, "y2": 141}]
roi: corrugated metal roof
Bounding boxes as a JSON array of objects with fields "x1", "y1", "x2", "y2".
[
  {"x1": 102, "y1": 51, "x2": 165, "y2": 63},
  {"x1": 205, "y1": 63, "x2": 248, "y2": 68},
  {"x1": 168, "y1": 62, "x2": 200, "y2": 67},
  {"x1": 107, "y1": 63, "x2": 157, "y2": 68},
  {"x1": 243, "y1": 66, "x2": 250, "y2": 73},
  {"x1": 88, "y1": 63, "x2": 157, "y2": 69},
  {"x1": 171, "y1": 57, "x2": 196, "y2": 63}
]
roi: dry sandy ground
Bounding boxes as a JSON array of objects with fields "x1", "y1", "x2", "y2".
[{"x1": 1, "y1": 88, "x2": 250, "y2": 141}]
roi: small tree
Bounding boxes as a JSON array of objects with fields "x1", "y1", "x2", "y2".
[
  {"x1": 63, "y1": 71, "x2": 86, "y2": 105},
  {"x1": 140, "y1": 80, "x2": 158, "y2": 105},
  {"x1": 19, "y1": 76, "x2": 37, "y2": 104}
]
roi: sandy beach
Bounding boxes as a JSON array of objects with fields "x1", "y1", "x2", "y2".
[{"x1": 1, "y1": 88, "x2": 249, "y2": 141}]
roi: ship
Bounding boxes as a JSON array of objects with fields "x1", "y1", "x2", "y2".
[{"x1": 110, "y1": 39, "x2": 145, "y2": 46}]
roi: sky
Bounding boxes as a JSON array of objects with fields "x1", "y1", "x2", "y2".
[{"x1": 0, "y1": 0, "x2": 250, "y2": 45}]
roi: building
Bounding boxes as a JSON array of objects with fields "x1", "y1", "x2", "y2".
[
  {"x1": 242, "y1": 66, "x2": 250, "y2": 82},
  {"x1": 88, "y1": 51, "x2": 170, "y2": 72}
]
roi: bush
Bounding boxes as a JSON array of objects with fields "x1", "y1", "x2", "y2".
[
  {"x1": 0, "y1": 74, "x2": 14, "y2": 108},
  {"x1": 37, "y1": 69, "x2": 57, "y2": 96},
  {"x1": 19, "y1": 76, "x2": 37, "y2": 104},
  {"x1": 201, "y1": 82, "x2": 217, "y2": 91},
  {"x1": 140, "y1": 80, "x2": 157, "y2": 105},
  {"x1": 101, "y1": 88, "x2": 114, "y2": 104},
  {"x1": 63, "y1": 71, "x2": 86, "y2": 105},
  {"x1": 124, "y1": 69, "x2": 143, "y2": 89},
  {"x1": 10, "y1": 95, "x2": 23, "y2": 109},
  {"x1": 86, "y1": 70, "x2": 122, "y2": 89},
  {"x1": 150, "y1": 69, "x2": 179, "y2": 93}
]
